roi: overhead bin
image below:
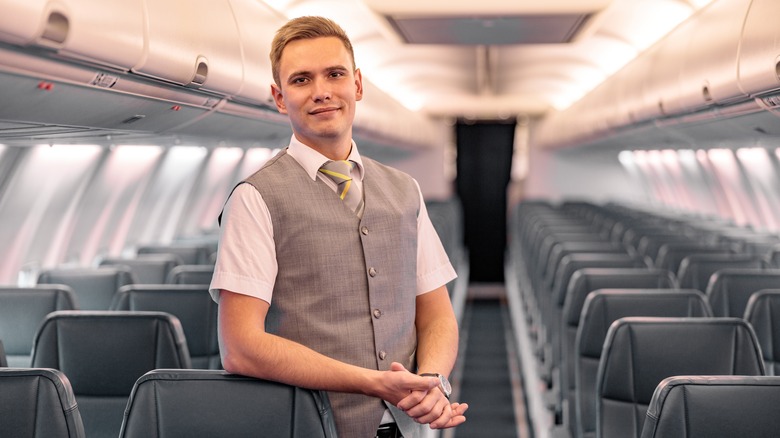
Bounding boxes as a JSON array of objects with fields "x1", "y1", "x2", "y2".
[
  {"x1": 738, "y1": 0, "x2": 780, "y2": 97},
  {"x1": 227, "y1": 0, "x2": 281, "y2": 106},
  {"x1": 648, "y1": 19, "x2": 696, "y2": 118},
  {"x1": 133, "y1": 0, "x2": 244, "y2": 96},
  {"x1": 631, "y1": 45, "x2": 665, "y2": 123},
  {"x1": 0, "y1": 0, "x2": 145, "y2": 71},
  {"x1": 0, "y1": 0, "x2": 64, "y2": 47},
  {"x1": 677, "y1": 0, "x2": 749, "y2": 108}
]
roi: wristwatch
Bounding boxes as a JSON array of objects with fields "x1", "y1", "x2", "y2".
[{"x1": 420, "y1": 373, "x2": 452, "y2": 399}]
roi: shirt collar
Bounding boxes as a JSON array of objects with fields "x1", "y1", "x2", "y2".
[{"x1": 287, "y1": 135, "x2": 365, "y2": 182}]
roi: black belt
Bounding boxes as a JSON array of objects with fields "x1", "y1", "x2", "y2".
[{"x1": 375, "y1": 423, "x2": 403, "y2": 438}]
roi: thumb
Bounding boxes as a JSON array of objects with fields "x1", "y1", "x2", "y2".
[{"x1": 390, "y1": 362, "x2": 407, "y2": 372}]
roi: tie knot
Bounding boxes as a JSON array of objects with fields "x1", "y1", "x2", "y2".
[{"x1": 319, "y1": 160, "x2": 354, "y2": 183}]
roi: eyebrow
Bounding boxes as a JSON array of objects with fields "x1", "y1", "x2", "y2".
[{"x1": 286, "y1": 65, "x2": 350, "y2": 82}]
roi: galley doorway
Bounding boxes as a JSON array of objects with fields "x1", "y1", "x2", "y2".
[{"x1": 456, "y1": 119, "x2": 515, "y2": 283}]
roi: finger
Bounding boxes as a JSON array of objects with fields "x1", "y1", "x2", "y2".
[
  {"x1": 439, "y1": 403, "x2": 468, "y2": 429},
  {"x1": 396, "y1": 389, "x2": 428, "y2": 411},
  {"x1": 442, "y1": 414, "x2": 467, "y2": 428},
  {"x1": 428, "y1": 403, "x2": 454, "y2": 429},
  {"x1": 407, "y1": 390, "x2": 452, "y2": 424},
  {"x1": 452, "y1": 402, "x2": 469, "y2": 416},
  {"x1": 400, "y1": 375, "x2": 438, "y2": 393},
  {"x1": 413, "y1": 398, "x2": 450, "y2": 426}
]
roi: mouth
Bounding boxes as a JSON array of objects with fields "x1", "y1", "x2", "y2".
[{"x1": 309, "y1": 107, "x2": 340, "y2": 116}]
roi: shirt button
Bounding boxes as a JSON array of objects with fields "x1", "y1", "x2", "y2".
[
  {"x1": 373, "y1": 309, "x2": 382, "y2": 319},
  {"x1": 378, "y1": 351, "x2": 387, "y2": 360},
  {"x1": 368, "y1": 267, "x2": 377, "y2": 277},
  {"x1": 361, "y1": 226, "x2": 369, "y2": 235}
]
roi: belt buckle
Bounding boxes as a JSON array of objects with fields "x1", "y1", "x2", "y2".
[{"x1": 375, "y1": 423, "x2": 400, "y2": 438}]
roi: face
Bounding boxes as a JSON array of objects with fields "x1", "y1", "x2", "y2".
[{"x1": 271, "y1": 36, "x2": 363, "y2": 157}]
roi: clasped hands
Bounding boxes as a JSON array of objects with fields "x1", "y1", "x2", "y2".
[{"x1": 382, "y1": 362, "x2": 468, "y2": 429}]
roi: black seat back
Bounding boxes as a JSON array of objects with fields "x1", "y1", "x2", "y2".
[
  {"x1": 0, "y1": 340, "x2": 6, "y2": 367},
  {"x1": 575, "y1": 290, "x2": 711, "y2": 438},
  {"x1": 99, "y1": 254, "x2": 181, "y2": 284},
  {"x1": 31, "y1": 311, "x2": 191, "y2": 438},
  {"x1": 37, "y1": 267, "x2": 134, "y2": 310},
  {"x1": 744, "y1": 289, "x2": 780, "y2": 375},
  {"x1": 137, "y1": 244, "x2": 212, "y2": 265},
  {"x1": 597, "y1": 317, "x2": 764, "y2": 438},
  {"x1": 111, "y1": 285, "x2": 219, "y2": 369},
  {"x1": 641, "y1": 376, "x2": 780, "y2": 438},
  {"x1": 706, "y1": 269, "x2": 780, "y2": 317},
  {"x1": 677, "y1": 253, "x2": 767, "y2": 291},
  {"x1": 654, "y1": 243, "x2": 732, "y2": 274},
  {"x1": 0, "y1": 286, "x2": 76, "y2": 367},
  {"x1": 119, "y1": 369, "x2": 337, "y2": 438},
  {"x1": 166, "y1": 264, "x2": 215, "y2": 284},
  {"x1": 0, "y1": 368, "x2": 86, "y2": 437}
]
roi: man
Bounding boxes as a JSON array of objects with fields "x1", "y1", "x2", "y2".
[{"x1": 210, "y1": 16, "x2": 467, "y2": 438}]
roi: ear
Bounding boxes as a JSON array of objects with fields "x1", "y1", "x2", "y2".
[
  {"x1": 354, "y1": 68, "x2": 363, "y2": 102},
  {"x1": 271, "y1": 83, "x2": 287, "y2": 114}
]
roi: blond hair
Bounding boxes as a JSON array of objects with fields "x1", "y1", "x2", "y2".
[{"x1": 270, "y1": 16, "x2": 356, "y2": 87}]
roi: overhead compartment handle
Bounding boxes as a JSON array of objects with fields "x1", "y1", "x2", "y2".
[
  {"x1": 40, "y1": 10, "x2": 69, "y2": 46},
  {"x1": 189, "y1": 56, "x2": 209, "y2": 87}
]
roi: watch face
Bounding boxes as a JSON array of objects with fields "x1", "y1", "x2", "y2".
[{"x1": 438, "y1": 375, "x2": 452, "y2": 396}]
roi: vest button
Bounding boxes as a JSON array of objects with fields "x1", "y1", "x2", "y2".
[
  {"x1": 361, "y1": 226, "x2": 369, "y2": 235},
  {"x1": 373, "y1": 309, "x2": 382, "y2": 319},
  {"x1": 368, "y1": 267, "x2": 377, "y2": 277},
  {"x1": 378, "y1": 351, "x2": 387, "y2": 360}
]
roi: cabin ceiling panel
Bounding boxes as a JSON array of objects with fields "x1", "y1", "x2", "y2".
[{"x1": 268, "y1": 0, "x2": 714, "y2": 118}]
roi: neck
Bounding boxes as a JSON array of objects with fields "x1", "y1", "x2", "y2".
[{"x1": 297, "y1": 135, "x2": 352, "y2": 161}]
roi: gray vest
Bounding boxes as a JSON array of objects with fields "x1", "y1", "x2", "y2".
[{"x1": 242, "y1": 149, "x2": 421, "y2": 438}]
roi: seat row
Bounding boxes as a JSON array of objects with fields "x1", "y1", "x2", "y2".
[
  {"x1": 508, "y1": 200, "x2": 780, "y2": 438},
  {"x1": 0, "y1": 367, "x2": 336, "y2": 438},
  {"x1": 36, "y1": 261, "x2": 215, "y2": 311},
  {"x1": 0, "y1": 285, "x2": 219, "y2": 369}
]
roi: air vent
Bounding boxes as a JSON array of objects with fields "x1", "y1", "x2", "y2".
[{"x1": 386, "y1": 14, "x2": 592, "y2": 45}]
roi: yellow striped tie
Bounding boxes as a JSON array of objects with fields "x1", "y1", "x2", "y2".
[{"x1": 319, "y1": 160, "x2": 364, "y2": 218}]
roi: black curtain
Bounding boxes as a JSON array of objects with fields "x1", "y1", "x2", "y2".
[{"x1": 456, "y1": 120, "x2": 515, "y2": 283}]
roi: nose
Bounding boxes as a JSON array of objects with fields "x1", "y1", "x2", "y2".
[{"x1": 311, "y1": 78, "x2": 331, "y2": 102}]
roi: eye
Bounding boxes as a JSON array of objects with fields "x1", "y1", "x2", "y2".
[
  {"x1": 290, "y1": 76, "x2": 309, "y2": 85},
  {"x1": 329, "y1": 70, "x2": 346, "y2": 78}
]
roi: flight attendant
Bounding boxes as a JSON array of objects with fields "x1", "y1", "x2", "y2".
[{"x1": 210, "y1": 15, "x2": 468, "y2": 438}]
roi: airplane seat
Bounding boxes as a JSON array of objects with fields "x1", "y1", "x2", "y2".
[
  {"x1": 0, "y1": 340, "x2": 7, "y2": 367},
  {"x1": 31, "y1": 311, "x2": 191, "y2": 438},
  {"x1": 165, "y1": 264, "x2": 215, "y2": 285},
  {"x1": 136, "y1": 244, "x2": 212, "y2": 265},
  {"x1": 547, "y1": 259, "x2": 655, "y2": 378},
  {"x1": 557, "y1": 269, "x2": 677, "y2": 435},
  {"x1": 705, "y1": 269, "x2": 780, "y2": 317},
  {"x1": 37, "y1": 267, "x2": 135, "y2": 310},
  {"x1": 544, "y1": 241, "x2": 627, "y2": 292},
  {"x1": 654, "y1": 243, "x2": 733, "y2": 274},
  {"x1": 676, "y1": 253, "x2": 768, "y2": 291},
  {"x1": 110, "y1": 285, "x2": 220, "y2": 369},
  {"x1": 636, "y1": 234, "x2": 694, "y2": 265},
  {"x1": 596, "y1": 317, "x2": 764, "y2": 438},
  {"x1": 99, "y1": 254, "x2": 182, "y2": 284},
  {"x1": 119, "y1": 369, "x2": 337, "y2": 438},
  {"x1": 767, "y1": 246, "x2": 780, "y2": 268},
  {"x1": 743, "y1": 290, "x2": 780, "y2": 375},
  {"x1": 0, "y1": 368, "x2": 86, "y2": 438},
  {"x1": 640, "y1": 376, "x2": 780, "y2": 438},
  {"x1": 574, "y1": 290, "x2": 711, "y2": 438},
  {"x1": 0, "y1": 286, "x2": 77, "y2": 367}
]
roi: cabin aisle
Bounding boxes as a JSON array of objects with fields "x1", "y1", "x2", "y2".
[{"x1": 449, "y1": 284, "x2": 530, "y2": 438}]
